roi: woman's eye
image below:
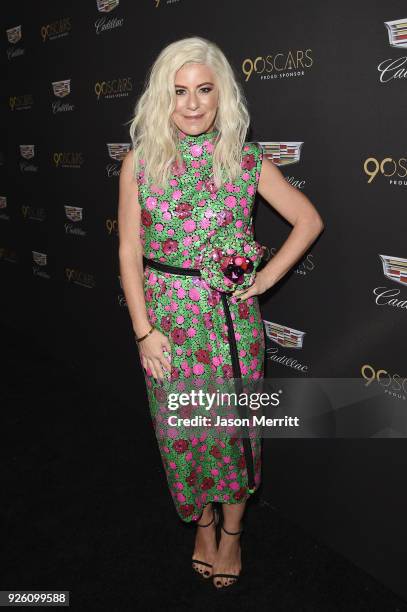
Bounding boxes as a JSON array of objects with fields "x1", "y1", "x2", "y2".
[{"x1": 175, "y1": 88, "x2": 212, "y2": 95}]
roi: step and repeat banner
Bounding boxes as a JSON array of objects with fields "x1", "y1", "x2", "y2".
[{"x1": 2, "y1": 0, "x2": 407, "y2": 599}]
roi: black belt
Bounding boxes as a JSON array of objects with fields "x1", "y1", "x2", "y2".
[
  {"x1": 143, "y1": 255, "x2": 201, "y2": 276},
  {"x1": 143, "y1": 255, "x2": 256, "y2": 493}
]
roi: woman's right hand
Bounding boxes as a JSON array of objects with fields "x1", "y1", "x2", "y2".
[{"x1": 137, "y1": 327, "x2": 172, "y2": 382}]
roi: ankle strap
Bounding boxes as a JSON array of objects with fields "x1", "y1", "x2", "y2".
[
  {"x1": 196, "y1": 514, "x2": 215, "y2": 528},
  {"x1": 221, "y1": 524, "x2": 243, "y2": 536}
]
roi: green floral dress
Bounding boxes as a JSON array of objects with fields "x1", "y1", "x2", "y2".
[{"x1": 136, "y1": 129, "x2": 265, "y2": 522}]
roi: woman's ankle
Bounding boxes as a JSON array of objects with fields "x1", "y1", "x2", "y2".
[
  {"x1": 221, "y1": 521, "x2": 243, "y2": 534},
  {"x1": 196, "y1": 505, "x2": 214, "y2": 526}
]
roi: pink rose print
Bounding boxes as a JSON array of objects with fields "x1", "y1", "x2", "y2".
[
  {"x1": 173, "y1": 439, "x2": 189, "y2": 453},
  {"x1": 161, "y1": 315, "x2": 172, "y2": 331},
  {"x1": 175, "y1": 202, "x2": 193, "y2": 219},
  {"x1": 188, "y1": 287, "x2": 200, "y2": 301},
  {"x1": 207, "y1": 291, "x2": 221, "y2": 307},
  {"x1": 141, "y1": 210, "x2": 152, "y2": 227},
  {"x1": 210, "y1": 445, "x2": 222, "y2": 459},
  {"x1": 222, "y1": 364, "x2": 233, "y2": 379},
  {"x1": 195, "y1": 349, "x2": 211, "y2": 364},
  {"x1": 186, "y1": 471, "x2": 197, "y2": 486},
  {"x1": 201, "y1": 477, "x2": 215, "y2": 490},
  {"x1": 190, "y1": 144, "x2": 203, "y2": 157},
  {"x1": 172, "y1": 189, "x2": 183, "y2": 201},
  {"x1": 192, "y1": 363, "x2": 205, "y2": 375},
  {"x1": 216, "y1": 210, "x2": 233, "y2": 226},
  {"x1": 241, "y1": 153, "x2": 256, "y2": 171},
  {"x1": 162, "y1": 239, "x2": 178, "y2": 255},
  {"x1": 238, "y1": 301, "x2": 249, "y2": 319},
  {"x1": 225, "y1": 195, "x2": 237, "y2": 208},
  {"x1": 171, "y1": 327, "x2": 187, "y2": 345},
  {"x1": 146, "y1": 196, "x2": 157, "y2": 210},
  {"x1": 180, "y1": 504, "x2": 195, "y2": 517},
  {"x1": 183, "y1": 219, "x2": 196, "y2": 232},
  {"x1": 250, "y1": 342, "x2": 260, "y2": 357},
  {"x1": 203, "y1": 313, "x2": 213, "y2": 329}
]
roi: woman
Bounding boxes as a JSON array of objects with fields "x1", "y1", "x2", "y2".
[{"x1": 118, "y1": 36, "x2": 324, "y2": 590}]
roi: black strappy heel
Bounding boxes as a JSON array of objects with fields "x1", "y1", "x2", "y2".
[
  {"x1": 191, "y1": 506, "x2": 220, "y2": 580},
  {"x1": 212, "y1": 523, "x2": 244, "y2": 590}
]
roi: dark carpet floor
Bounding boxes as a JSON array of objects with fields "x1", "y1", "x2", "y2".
[{"x1": 1, "y1": 323, "x2": 406, "y2": 612}]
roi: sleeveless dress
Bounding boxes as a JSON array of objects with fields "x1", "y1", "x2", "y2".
[{"x1": 136, "y1": 128, "x2": 265, "y2": 523}]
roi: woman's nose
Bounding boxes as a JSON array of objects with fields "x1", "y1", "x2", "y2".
[{"x1": 187, "y1": 93, "x2": 199, "y2": 109}]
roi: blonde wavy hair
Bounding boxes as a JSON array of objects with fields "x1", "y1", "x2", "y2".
[{"x1": 127, "y1": 36, "x2": 251, "y2": 191}]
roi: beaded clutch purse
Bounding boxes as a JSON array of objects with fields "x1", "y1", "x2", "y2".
[{"x1": 198, "y1": 230, "x2": 266, "y2": 294}]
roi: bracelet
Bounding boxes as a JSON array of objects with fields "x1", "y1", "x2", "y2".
[{"x1": 135, "y1": 324, "x2": 155, "y2": 343}]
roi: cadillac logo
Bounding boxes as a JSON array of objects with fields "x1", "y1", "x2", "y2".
[
  {"x1": 64, "y1": 205, "x2": 83, "y2": 222},
  {"x1": 6, "y1": 25, "x2": 21, "y2": 44},
  {"x1": 379, "y1": 254, "x2": 407, "y2": 286},
  {"x1": 259, "y1": 142, "x2": 303, "y2": 166},
  {"x1": 263, "y1": 321, "x2": 305, "y2": 348},
  {"x1": 97, "y1": 0, "x2": 119, "y2": 12},
  {"x1": 107, "y1": 143, "x2": 131, "y2": 161},
  {"x1": 52, "y1": 79, "x2": 71, "y2": 98},
  {"x1": 20, "y1": 145, "x2": 35, "y2": 159},
  {"x1": 384, "y1": 18, "x2": 407, "y2": 48},
  {"x1": 32, "y1": 251, "x2": 47, "y2": 266}
]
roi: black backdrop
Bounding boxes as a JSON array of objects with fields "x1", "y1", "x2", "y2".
[{"x1": 2, "y1": 0, "x2": 407, "y2": 601}]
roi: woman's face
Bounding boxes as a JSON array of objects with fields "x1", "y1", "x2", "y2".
[{"x1": 171, "y1": 62, "x2": 219, "y2": 136}]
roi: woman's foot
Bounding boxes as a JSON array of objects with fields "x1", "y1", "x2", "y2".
[
  {"x1": 192, "y1": 507, "x2": 218, "y2": 579},
  {"x1": 212, "y1": 522, "x2": 242, "y2": 588}
]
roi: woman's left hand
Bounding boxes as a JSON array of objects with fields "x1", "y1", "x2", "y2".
[{"x1": 231, "y1": 270, "x2": 273, "y2": 301}]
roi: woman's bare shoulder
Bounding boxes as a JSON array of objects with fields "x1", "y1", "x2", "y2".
[{"x1": 120, "y1": 149, "x2": 137, "y2": 185}]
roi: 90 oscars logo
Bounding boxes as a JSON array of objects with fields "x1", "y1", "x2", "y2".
[
  {"x1": 65, "y1": 268, "x2": 96, "y2": 288},
  {"x1": 242, "y1": 50, "x2": 313, "y2": 81},
  {"x1": 40, "y1": 18, "x2": 71, "y2": 42},
  {"x1": 53, "y1": 152, "x2": 84, "y2": 168},
  {"x1": 106, "y1": 218, "x2": 118, "y2": 235},
  {"x1": 361, "y1": 364, "x2": 407, "y2": 398},
  {"x1": 94, "y1": 78, "x2": 133, "y2": 100},
  {"x1": 8, "y1": 94, "x2": 34, "y2": 110},
  {"x1": 363, "y1": 157, "x2": 407, "y2": 183}
]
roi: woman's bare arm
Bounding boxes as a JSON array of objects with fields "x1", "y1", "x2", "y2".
[
  {"x1": 118, "y1": 150, "x2": 151, "y2": 338},
  {"x1": 233, "y1": 155, "x2": 324, "y2": 300},
  {"x1": 118, "y1": 150, "x2": 172, "y2": 381},
  {"x1": 256, "y1": 156, "x2": 324, "y2": 289}
]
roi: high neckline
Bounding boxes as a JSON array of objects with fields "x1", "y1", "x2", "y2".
[{"x1": 177, "y1": 128, "x2": 219, "y2": 145}]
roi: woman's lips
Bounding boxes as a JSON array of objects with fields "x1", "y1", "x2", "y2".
[{"x1": 184, "y1": 114, "x2": 204, "y2": 120}]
